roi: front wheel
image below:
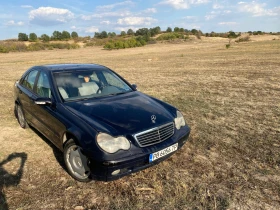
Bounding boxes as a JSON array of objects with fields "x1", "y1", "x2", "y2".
[{"x1": 64, "y1": 139, "x2": 91, "y2": 182}]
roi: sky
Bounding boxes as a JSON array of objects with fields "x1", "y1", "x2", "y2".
[{"x1": 0, "y1": 0, "x2": 279, "y2": 40}]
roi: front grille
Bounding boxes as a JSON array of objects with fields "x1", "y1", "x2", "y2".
[{"x1": 133, "y1": 122, "x2": 174, "y2": 147}]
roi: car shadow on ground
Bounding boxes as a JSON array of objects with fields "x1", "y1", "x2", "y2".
[
  {"x1": 29, "y1": 126, "x2": 67, "y2": 171},
  {"x1": 0, "y1": 152, "x2": 27, "y2": 210}
]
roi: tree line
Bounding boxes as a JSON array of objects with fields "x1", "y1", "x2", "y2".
[
  {"x1": 18, "y1": 31, "x2": 79, "y2": 42},
  {"x1": 18, "y1": 26, "x2": 202, "y2": 42},
  {"x1": 18, "y1": 27, "x2": 271, "y2": 43}
]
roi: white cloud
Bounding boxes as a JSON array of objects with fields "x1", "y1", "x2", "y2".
[
  {"x1": 85, "y1": 26, "x2": 99, "y2": 33},
  {"x1": 159, "y1": 0, "x2": 189, "y2": 9},
  {"x1": 29, "y1": 7, "x2": 74, "y2": 26},
  {"x1": 96, "y1": 1, "x2": 134, "y2": 11},
  {"x1": 21, "y1": 5, "x2": 33, "y2": 9},
  {"x1": 183, "y1": 16, "x2": 197, "y2": 20},
  {"x1": 141, "y1": 8, "x2": 157, "y2": 14},
  {"x1": 205, "y1": 10, "x2": 232, "y2": 20},
  {"x1": 100, "y1": 20, "x2": 110, "y2": 25},
  {"x1": 189, "y1": 0, "x2": 209, "y2": 4},
  {"x1": 238, "y1": 2, "x2": 279, "y2": 16},
  {"x1": 81, "y1": 15, "x2": 92, "y2": 20},
  {"x1": 159, "y1": 0, "x2": 209, "y2": 10},
  {"x1": 205, "y1": 14, "x2": 216, "y2": 20},
  {"x1": 82, "y1": 10, "x2": 131, "y2": 20},
  {"x1": 219, "y1": 22, "x2": 237, "y2": 25},
  {"x1": 5, "y1": 20, "x2": 24, "y2": 26},
  {"x1": 224, "y1": 10, "x2": 232, "y2": 14},
  {"x1": 94, "y1": 11, "x2": 131, "y2": 18},
  {"x1": 71, "y1": 26, "x2": 76, "y2": 29},
  {"x1": 117, "y1": 17, "x2": 157, "y2": 26},
  {"x1": 213, "y1": 3, "x2": 223, "y2": 9}
]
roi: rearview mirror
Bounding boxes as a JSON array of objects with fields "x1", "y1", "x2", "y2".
[
  {"x1": 34, "y1": 98, "x2": 52, "y2": 105},
  {"x1": 131, "y1": 84, "x2": 137, "y2": 90}
]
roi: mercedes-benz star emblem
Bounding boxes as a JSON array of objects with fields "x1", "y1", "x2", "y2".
[{"x1": 151, "y1": 115, "x2": 156, "y2": 123}]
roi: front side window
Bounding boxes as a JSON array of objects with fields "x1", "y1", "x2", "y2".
[
  {"x1": 54, "y1": 69, "x2": 132, "y2": 101},
  {"x1": 103, "y1": 72, "x2": 131, "y2": 91},
  {"x1": 22, "y1": 70, "x2": 38, "y2": 90},
  {"x1": 36, "y1": 72, "x2": 51, "y2": 98}
]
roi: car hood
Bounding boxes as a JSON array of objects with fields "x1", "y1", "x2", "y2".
[{"x1": 64, "y1": 91, "x2": 175, "y2": 136}]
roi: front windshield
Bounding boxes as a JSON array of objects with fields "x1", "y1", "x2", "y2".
[{"x1": 53, "y1": 69, "x2": 132, "y2": 101}]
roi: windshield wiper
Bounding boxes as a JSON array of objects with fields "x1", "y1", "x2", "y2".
[{"x1": 109, "y1": 91, "x2": 132, "y2": 96}]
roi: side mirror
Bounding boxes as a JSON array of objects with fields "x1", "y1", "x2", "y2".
[
  {"x1": 131, "y1": 84, "x2": 137, "y2": 90},
  {"x1": 34, "y1": 98, "x2": 52, "y2": 106}
]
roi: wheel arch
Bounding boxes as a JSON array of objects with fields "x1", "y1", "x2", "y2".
[{"x1": 62, "y1": 131, "x2": 80, "y2": 148}]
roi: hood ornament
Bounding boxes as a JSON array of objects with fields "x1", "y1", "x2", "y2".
[{"x1": 151, "y1": 115, "x2": 156, "y2": 123}]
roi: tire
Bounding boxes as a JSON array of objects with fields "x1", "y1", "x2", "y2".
[
  {"x1": 16, "y1": 104, "x2": 29, "y2": 129},
  {"x1": 64, "y1": 139, "x2": 91, "y2": 182}
]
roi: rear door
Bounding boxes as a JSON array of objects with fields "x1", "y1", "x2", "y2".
[{"x1": 31, "y1": 70, "x2": 66, "y2": 148}]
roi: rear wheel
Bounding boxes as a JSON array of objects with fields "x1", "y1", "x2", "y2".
[
  {"x1": 16, "y1": 104, "x2": 29, "y2": 128},
  {"x1": 64, "y1": 139, "x2": 91, "y2": 182}
]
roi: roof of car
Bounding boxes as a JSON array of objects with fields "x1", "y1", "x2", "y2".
[{"x1": 36, "y1": 64, "x2": 109, "y2": 71}]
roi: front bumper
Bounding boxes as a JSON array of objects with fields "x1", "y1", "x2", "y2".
[{"x1": 89, "y1": 128, "x2": 190, "y2": 181}]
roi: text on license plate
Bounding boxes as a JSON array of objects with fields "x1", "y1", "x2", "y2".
[{"x1": 149, "y1": 143, "x2": 178, "y2": 163}]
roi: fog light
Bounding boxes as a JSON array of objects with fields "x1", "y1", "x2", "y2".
[{"x1": 111, "y1": 169, "x2": 121, "y2": 176}]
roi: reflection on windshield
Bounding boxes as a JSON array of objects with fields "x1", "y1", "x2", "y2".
[{"x1": 53, "y1": 69, "x2": 132, "y2": 101}]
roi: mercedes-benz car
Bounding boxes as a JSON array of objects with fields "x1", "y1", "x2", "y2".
[{"x1": 14, "y1": 64, "x2": 190, "y2": 182}]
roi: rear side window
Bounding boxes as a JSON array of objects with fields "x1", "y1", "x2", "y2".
[
  {"x1": 36, "y1": 72, "x2": 51, "y2": 98},
  {"x1": 22, "y1": 70, "x2": 38, "y2": 90}
]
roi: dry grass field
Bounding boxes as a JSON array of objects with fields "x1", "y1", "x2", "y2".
[{"x1": 0, "y1": 37, "x2": 279, "y2": 209}]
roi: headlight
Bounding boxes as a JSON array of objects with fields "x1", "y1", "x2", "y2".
[
  {"x1": 96, "y1": 133, "x2": 130, "y2": 153},
  {"x1": 174, "y1": 110, "x2": 186, "y2": 130}
]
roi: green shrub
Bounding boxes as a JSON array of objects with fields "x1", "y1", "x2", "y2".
[
  {"x1": 0, "y1": 42, "x2": 28, "y2": 53},
  {"x1": 148, "y1": 39, "x2": 157, "y2": 44},
  {"x1": 0, "y1": 41, "x2": 79, "y2": 53},
  {"x1": 228, "y1": 31, "x2": 239, "y2": 39},
  {"x1": 85, "y1": 38, "x2": 109, "y2": 47},
  {"x1": 226, "y1": 44, "x2": 230, "y2": 49},
  {"x1": 184, "y1": 35, "x2": 189, "y2": 40},
  {"x1": 235, "y1": 36, "x2": 250, "y2": 43},
  {"x1": 156, "y1": 32, "x2": 184, "y2": 41},
  {"x1": 85, "y1": 42, "x2": 95, "y2": 47},
  {"x1": 27, "y1": 43, "x2": 45, "y2": 51},
  {"x1": 48, "y1": 43, "x2": 80, "y2": 50},
  {"x1": 104, "y1": 38, "x2": 146, "y2": 50},
  {"x1": 0, "y1": 45, "x2": 9, "y2": 53},
  {"x1": 68, "y1": 43, "x2": 80, "y2": 49}
]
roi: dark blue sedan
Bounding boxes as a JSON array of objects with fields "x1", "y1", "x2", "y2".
[{"x1": 14, "y1": 64, "x2": 190, "y2": 182}]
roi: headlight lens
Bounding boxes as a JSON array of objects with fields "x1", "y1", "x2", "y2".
[
  {"x1": 96, "y1": 133, "x2": 130, "y2": 153},
  {"x1": 174, "y1": 110, "x2": 186, "y2": 130}
]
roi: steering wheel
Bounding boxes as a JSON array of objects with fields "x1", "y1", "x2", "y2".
[{"x1": 96, "y1": 81, "x2": 105, "y2": 94}]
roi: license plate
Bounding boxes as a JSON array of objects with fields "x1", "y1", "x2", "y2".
[{"x1": 149, "y1": 143, "x2": 178, "y2": 163}]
